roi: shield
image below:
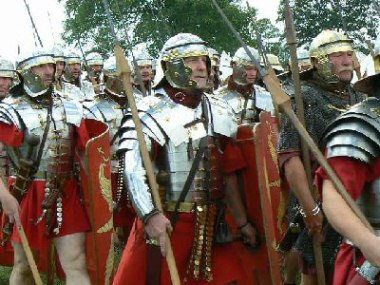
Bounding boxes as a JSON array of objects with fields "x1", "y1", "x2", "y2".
[
  {"x1": 80, "y1": 119, "x2": 114, "y2": 285},
  {"x1": 234, "y1": 111, "x2": 284, "y2": 285},
  {"x1": 253, "y1": 112, "x2": 286, "y2": 284}
]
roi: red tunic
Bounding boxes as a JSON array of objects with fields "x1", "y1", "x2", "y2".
[
  {"x1": 315, "y1": 156, "x2": 379, "y2": 285},
  {"x1": 0, "y1": 120, "x2": 91, "y2": 269},
  {"x1": 114, "y1": 139, "x2": 248, "y2": 285}
]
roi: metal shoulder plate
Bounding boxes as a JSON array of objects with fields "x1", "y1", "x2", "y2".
[
  {"x1": 206, "y1": 93, "x2": 237, "y2": 138},
  {"x1": 61, "y1": 82, "x2": 86, "y2": 102},
  {"x1": 216, "y1": 86, "x2": 242, "y2": 115},
  {"x1": 254, "y1": 84, "x2": 274, "y2": 111},
  {"x1": 322, "y1": 97, "x2": 380, "y2": 164},
  {"x1": 0, "y1": 96, "x2": 23, "y2": 129},
  {"x1": 55, "y1": 91, "x2": 83, "y2": 127}
]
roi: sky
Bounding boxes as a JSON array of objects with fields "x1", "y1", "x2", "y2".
[{"x1": 0, "y1": 0, "x2": 280, "y2": 64}]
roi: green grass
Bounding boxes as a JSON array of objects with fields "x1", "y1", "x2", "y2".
[{"x1": 0, "y1": 246, "x2": 123, "y2": 285}]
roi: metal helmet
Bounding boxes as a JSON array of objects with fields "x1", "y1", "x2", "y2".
[
  {"x1": 309, "y1": 30, "x2": 354, "y2": 83},
  {"x1": 86, "y1": 52, "x2": 104, "y2": 66},
  {"x1": 17, "y1": 48, "x2": 55, "y2": 97},
  {"x1": 133, "y1": 49, "x2": 153, "y2": 67},
  {"x1": 103, "y1": 56, "x2": 125, "y2": 97},
  {"x1": 65, "y1": 50, "x2": 82, "y2": 65},
  {"x1": 261, "y1": 53, "x2": 283, "y2": 72},
  {"x1": 156, "y1": 33, "x2": 211, "y2": 90},
  {"x1": 0, "y1": 58, "x2": 16, "y2": 79},
  {"x1": 231, "y1": 46, "x2": 259, "y2": 85},
  {"x1": 208, "y1": 47, "x2": 221, "y2": 68},
  {"x1": 51, "y1": 46, "x2": 65, "y2": 63}
]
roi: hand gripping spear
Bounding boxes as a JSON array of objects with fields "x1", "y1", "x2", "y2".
[
  {"x1": 283, "y1": 1, "x2": 325, "y2": 284},
  {"x1": 99, "y1": 0, "x2": 180, "y2": 284},
  {"x1": 211, "y1": 0, "x2": 375, "y2": 249}
]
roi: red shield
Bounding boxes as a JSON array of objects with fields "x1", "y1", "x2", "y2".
[
  {"x1": 80, "y1": 119, "x2": 115, "y2": 285},
  {"x1": 234, "y1": 112, "x2": 284, "y2": 285}
]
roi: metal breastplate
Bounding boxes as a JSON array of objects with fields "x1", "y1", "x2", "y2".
[
  {"x1": 357, "y1": 178, "x2": 380, "y2": 229},
  {"x1": 8, "y1": 97, "x2": 81, "y2": 177},
  {"x1": 162, "y1": 137, "x2": 223, "y2": 203}
]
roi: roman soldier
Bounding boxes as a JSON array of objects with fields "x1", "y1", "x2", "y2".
[
  {"x1": 316, "y1": 72, "x2": 380, "y2": 285},
  {"x1": 62, "y1": 50, "x2": 95, "y2": 102},
  {"x1": 84, "y1": 52, "x2": 105, "y2": 95},
  {"x1": 0, "y1": 48, "x2": 94, "y2": 285},
  {"x1": 114, "y1": 33, "x2": 257, "y2": 285},
  {"x1": 277, "y1": 29, "x2": 366, "y2": 284},
  {"x1": 216, "y1": 46, "x2": 276, "y2": 284}
]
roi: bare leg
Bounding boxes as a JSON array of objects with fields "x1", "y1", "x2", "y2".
[
  {"x1": 54, "y1": 232, "x2": 91, "y2": 285},
  {"x1": 283, "y1": 249, "x2": 299, "y2": 284},
  {"x1": 301, "y1": 273, "x2": 318, "y2": 285},
  {"x1": 10, "y1": 242, "x2": 35, "y2": 285}
]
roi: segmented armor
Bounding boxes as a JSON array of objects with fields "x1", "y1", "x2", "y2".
[
  {"x1": 0, "y1": 91, "x2": 83, "y2": 235},
  {"x1": 118, "y1": 87, "x2": 236, "y2": 220},
  {"x1": 217, "y1": 84, "x2": 273, "y2": 123}
]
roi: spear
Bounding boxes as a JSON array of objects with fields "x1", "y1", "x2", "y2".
[
  {"x1": 211, "y1": 0, "x2": 373, "y2": 232},
  {"x1": 284, "y1": 1, "x2": 325, "y2": 284},
  {"x1": 99, "y1": 0, "x2": 180, "y2": 284},
  {"x1": 22, "y1": 0, "x2": 43, "y2": 47}
]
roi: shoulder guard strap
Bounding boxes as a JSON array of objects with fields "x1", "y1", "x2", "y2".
[{"x1": 0, "y1": 98, "x2": 24, "y2": 130}]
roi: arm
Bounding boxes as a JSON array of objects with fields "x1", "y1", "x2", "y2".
[
  {"x1": 225, "y1": 173, "x2": 258, "y2": 247},
  {"x1": 284, "y1": 156, "x2": 323, "y2": 240},
  {"x1": 322, "y1": 179, "x2": 380, "y2": 266}
]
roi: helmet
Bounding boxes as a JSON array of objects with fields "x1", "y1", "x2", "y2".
[
  {"x1": 103, "y1": 56, "x2": 125, "y2": 97},
  {"x1": 231, "y1": 46, "x2": 259, "y2": 85},
  {"x1": 309, "y1": 30, "x2": 354, "y2": 83},
  {"x1": 86, "y1": 52, "x2": 103, "y2": 66},
  {"x1": 261, "y1": 53, "x2": 283, "y2": 72},
  {"x1": 51, "y1": 46, "x2": 65, "y2": 63},
  {"x1": 17, "y1": 48, "x2": 55, "y2": 97},
  {"x1": 0, "y1": 58, "x2": 16, "y2": 79},
  {"x1": 208, "y1": 47, "x2": 221, "y2": 68},
  {"x1": 156, "y1": 33, "x2": 210, "y2": 90},
  {"x1": 133, "y1": 49, "x2": 153, "y2": 67},
  {"x1": 309, "y1": 30, "x2": 353, "y2": 58},
  {"x1": 65, "y1": 50, "x2": 82, "y2": 65}
]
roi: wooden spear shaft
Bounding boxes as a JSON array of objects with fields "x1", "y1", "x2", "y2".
[
  {"x1": 17, "y1": 223, "x2": 43, "y2": 285},
  {"x1": 284, "y1": 2, "x2": 326, "y2": 284},
  {"x1": 114, "y1": 44, "x2": 180, "y2": 285}
]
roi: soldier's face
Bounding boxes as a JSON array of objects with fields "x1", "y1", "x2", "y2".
[
  {"x1": 68, "y1": 63, "x2": 81, "y2": 79},
  {"x1": 0, "y1": 77, "x2": 12, "y2": 98},
  {"x1": 31, "y1": 63, "x2": 55, "y2": 87},
  {"x1": 328, "y1": 51, "x2": 353, "y2": 83},
  {"x1": 56, "y1": 61, "x2": 65, "y2": 77},
  {"x1": 183, "y1": 56, "x2": 208, "y2": 89},
  {"x1": 138, "y1": 65, "x2": 152, "y2": 82},
  {"x1": 245, "y1": 65, "x2": 258, "y2": 84}
]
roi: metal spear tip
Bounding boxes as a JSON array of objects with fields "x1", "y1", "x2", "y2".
[{"x1": 24, "y1": 133, "x2": 40, "y2": 147}]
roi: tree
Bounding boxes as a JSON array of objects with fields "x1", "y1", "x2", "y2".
[
  {"x1": 59, "y1": 0, "x2": 280, "y2": 59},
  {"x1": 277, "y1": 0, "x2": 380, "y2": 54}
]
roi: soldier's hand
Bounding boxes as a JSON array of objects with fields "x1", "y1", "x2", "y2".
[
  {"x1": 240, "y1": 222, "x2": 260, "y2": 249},
  {"x1": 145, "y1": 212, "x2": 173, "y2": 256},
  {"x1": 304, "y1": 211, "x2": 324, "y2": 243},
  {"x1": 0, "y1": 192, "x2": 21, "y2": 226}
]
